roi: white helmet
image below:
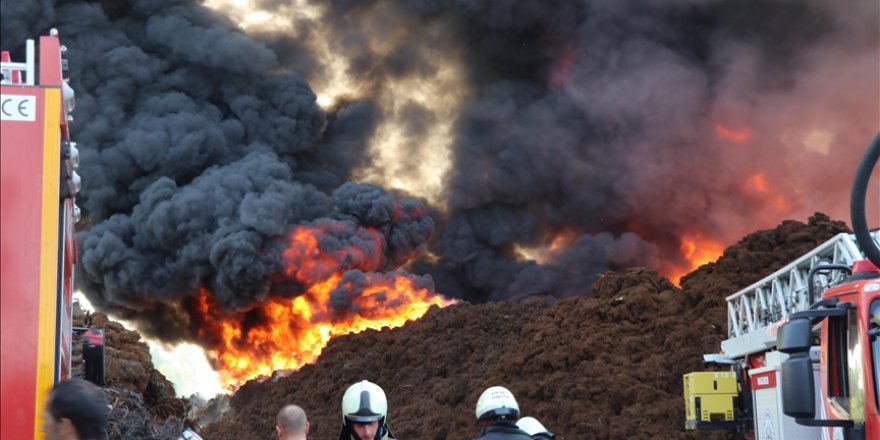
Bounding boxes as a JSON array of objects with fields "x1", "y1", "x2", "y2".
[
  {"x1": 516, "y1": 416, "x2": 554, "y2": 439},
  {"x1": 475, "y1": 386, "x2": 520, "y2": 421},
  {"x1": 342, "y1": 380, "x2": 388, "y2": 424}
]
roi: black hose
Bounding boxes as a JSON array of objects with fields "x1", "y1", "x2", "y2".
[{"x1": 850, "y1": 132, "x2": 880, "y2": 267}]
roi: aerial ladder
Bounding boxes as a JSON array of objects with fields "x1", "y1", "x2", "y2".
[{"x1": 721, "y1": 230, "x2": 880, "y2": 360}]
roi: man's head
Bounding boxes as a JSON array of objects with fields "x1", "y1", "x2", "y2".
[
  {"x1": 341, "y1": 380, "x2": 387, "y2": 440},
  {"x1": 42, "y1": 379, "x2": 109, "y2": 440},
  {"x1": 276, "y1": 404, "x2": 309, "y2": 440},
  {"x1": 350, "y1": 420, "x2": 379, "y2": 440},
  {"x1": 475, "y1": 386, "x2": 520, "y2": 427}
]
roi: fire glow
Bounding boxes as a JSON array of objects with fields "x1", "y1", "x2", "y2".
[
  {"x1": 714, "y1": 121, "x2": 752, "y2": 144},
  {"x1": 742, "y1": 172, "x2": 793, "y2": 222},
  {"x1": 514, "y1": 228, "x2": 579, "y2": 265},
  {"x1": 191, "y1": 224, "x2": 451, "y2": 389},
  {"x1": 669, "y1": 232, "x2": 726, "y2": 285}
]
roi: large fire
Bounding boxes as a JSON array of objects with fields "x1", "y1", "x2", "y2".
[{"x1": 191, "y1": 223, "x2": 452, "y2": 389}]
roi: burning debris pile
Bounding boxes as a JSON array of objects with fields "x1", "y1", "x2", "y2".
[
  {"x1": 1, "y1": 0, "x2": 877, "y2": 393},
  {"x1": 2, "y1": 0, "x2": 877, "y2": 375},
  {"x1": 197, "y1": 214, "x2": 849, "y2": 439},
  {"x1": 1, "y1": 0, "x2": 877, "y2": 436},
  {"x1": 63, "y1": 213, "x2": 853, "y2": 440}
]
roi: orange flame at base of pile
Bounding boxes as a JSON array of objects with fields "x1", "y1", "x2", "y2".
[{"x1": 193, "y1": 273, "x2": 453, "y2": 390}]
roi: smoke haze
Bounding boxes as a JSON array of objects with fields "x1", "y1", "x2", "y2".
[{"x1": 2, "y1": 0, "x2": 877, "y2": 340}]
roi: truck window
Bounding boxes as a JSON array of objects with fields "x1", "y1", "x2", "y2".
[
  {"x1": 871, "y1": 300, "x2": 880, "y2": 413},
  {"x1": 847, "y1": 307, "x2": 865, "y2": 423},
  {"x1": 827, "y1": 313, "x2": 849, "y2": 406}
]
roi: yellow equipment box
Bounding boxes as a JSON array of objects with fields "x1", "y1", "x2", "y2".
[{"x1": 683, "y1": 371, "x2": 738, "y2": 430}]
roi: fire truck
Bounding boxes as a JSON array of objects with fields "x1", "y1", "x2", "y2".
[
  {"x1": 684, "y1": 133, "x2": 880, "y2": 439},
  {"x1": 1, "y1": 30, "x2": 207, "y2": 440},
  {"x1": 0, "y1": 29, "x2": 104, "y2": 439}
]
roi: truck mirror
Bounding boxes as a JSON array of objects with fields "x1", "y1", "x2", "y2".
[
  {"x1": 780, "y1": 354, "x2": 815, "y2": 419},
  {"x1": 83, "y1": 329, "x2": 105, "y2": 386},
  {"x1": 777, "y1": 318, "x2": 812, "y2": 353}
]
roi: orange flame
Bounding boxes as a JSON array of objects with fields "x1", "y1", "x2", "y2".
[
  {"x1": 714, "y1": 121, "x2": 752, "y2": 143},
  {"x1": 192, "y1": 224, "x2": 452, "y2": 389},
  {"x1": 283, "y1": 224, "x2": 384, "y2": 283},
  {"x1": 666, "y1": 232, "x2": 725, "y2": 286}
]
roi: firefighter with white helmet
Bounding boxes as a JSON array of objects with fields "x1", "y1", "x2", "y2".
[
  {"x1": 473, "y1": 386, "x2": 533, "y2": 440},
  {"x1": 337, "y1": 380, "x2": 397, "y2": 440},
  {"x1": 515, "y1": 417, "x2": 555, "y2": 440}
]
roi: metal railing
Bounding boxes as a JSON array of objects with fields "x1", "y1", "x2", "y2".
[
  {"x1": 0, "y1": 39, "x2": 35, "y2": 86},
  {"x1": 720, "y1": 230, "x2": 880, "y2": 358}
]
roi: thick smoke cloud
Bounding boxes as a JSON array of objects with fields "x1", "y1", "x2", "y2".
[
  {"x1": 1, "y1": 0, "x2": 426, "y2": 341},
  {"x1": 2, "y1": 0, "x2": 877, "y2": 338},
  {"x1": 242, "y1": 0, "x2": 878, "y2": 302},
  {"x1": 385, "y1": 0, "x2": 879, "y2": 301},
  {"x1": 78, "y1": 153, "x2": 329, "y2": 306}
]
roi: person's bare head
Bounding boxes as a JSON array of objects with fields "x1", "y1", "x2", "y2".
[
  {"x1": 42, "y1": 379, "x2": 108, "y2": 440},
  {"x1": 276, "y1": 404, "x2": 309, "y2": 440}
]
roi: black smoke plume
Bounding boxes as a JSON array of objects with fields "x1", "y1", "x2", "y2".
[{"x1": 2, "y1": 0, "x2": 877, "y2": 341}]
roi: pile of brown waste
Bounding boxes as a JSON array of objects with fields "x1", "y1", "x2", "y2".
[
  {"x1": 194, "y1": 213, "x2": 848, "y2": 440},
  {"x1": 72, "y1": 309, "x2": 192, "y2": 439}
]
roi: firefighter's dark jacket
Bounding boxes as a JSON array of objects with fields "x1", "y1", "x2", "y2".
[{"x1": 473, "y1": 419, "x2": 534, "y2": 440}]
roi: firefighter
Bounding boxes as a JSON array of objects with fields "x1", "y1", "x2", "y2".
[
  {"x1": 337, "y1": 380, "x2": 397, "y2": 440},
  {"x1": 473, "y1": 386, "x2": 533, "y2": 440},
  {"x1": 41, "y1": 378, "x2": 109, "y2": 440},
  {"x1": 276, "y1": 404, "x2": 309, "y2": 440},
  {"x1": 515, "y1": 417, "x2": 555, "y2": 440}
]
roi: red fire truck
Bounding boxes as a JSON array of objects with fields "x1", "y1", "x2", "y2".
[
  {"x1": 684, "y1": 133, "x2": 880, "y2": 439},
  {"x1": 1, "y1": 29, "x2": 87, "y2": 439}
]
